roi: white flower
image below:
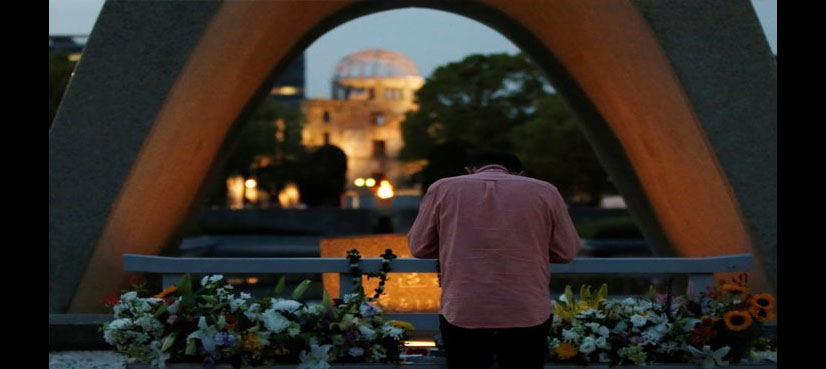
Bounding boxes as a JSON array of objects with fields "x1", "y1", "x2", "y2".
[
  {"x1": 579, "y1": 336, "x2": 596, "y2": 354},
  {"x1": 360, "y1": 302, "x2": 382, "y2": 317},
  {"x1": 630, "y1": 314, "x2": 648, "y2": 328},
  {"x1": 380, "y1": 324, "x2": 404, "y2": 339},
  {"x1": 298, "y1": 304, "x2": 325, "y2": 317},
  {"x1": 149, "y1": 340, "x2": 170, "y2": 369},
  {"x1": 343, "y1": 293, "x2": 359, "y2": 304},
  {"x1": 622, "y1": 297, "x2": 636, "y2": 305},
  {"x1": 201, "y1": 274, "x2": 224, "y2": 287},
  {"x1": 585, "y1": 322, "x2": 601, "y2": 332},
  {"x1": 187, "y1": 317, "x2": 219, "y2": 353},
  {"x1": 750, "y1": 351, "x2": 777, "y2": 363},
  {"x1": 599, "y1": 352, "x2": 611, "y2": 363},
  {"x1": 681, "y1": 318, "x2": 701, "y2": 332},
  {"x1": 167, "y1": 298, "x2": 181, "y2": 314},
  {"x1": 261, "y1": 308, "x2": 291, "y2": 333},
  {"x1": 562, "y1": 328, "x2": 580, "y2": 342},
  {"x1": 298, "y1": 338, "x2": 332, "y2": 369},
  {"x1": 686, "y1": 344, "x2": 730, "y2": 369},
  {"x1": 245, "y1": 303, "x2": 262, "y2": 322},
  {"x1": 358, "y1": 325, "x2": 377, "y2": 340},
  {"x1": 288, "y1": 323, "x2": 302, "y2": 337},
  {"x1": 271, "y1": 298, "x2": 303, "y2": 313},
  {"x1": 348, "y1": 347, "x2": 365, "y2": 357},
  {"x1": 369, "y1": 344, "x2": 387, "y2": 360},
  {"x1": 598, "y1": 326, "x2": 610, "y2": 337},
  {"x1": 595, "y1": 336, "x2": 610, "y2": 350},
  {"x1": 613, "y1": 321, "x2": 628, "y2": 333}
]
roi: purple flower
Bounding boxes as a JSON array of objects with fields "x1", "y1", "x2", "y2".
[
  {"x1": 346, "y1": 329, "x2": 363, "y2": 343},
  {"x1": 359, "y1": 303, "x2": 381, "y2": 318},
  {"x1": 213, "y1": 332, "x2": 236, "y2": 348},
  {"x1": 629, "y1": 335, "x2": 645, "y2": 345},
  {"x1": 166, "y1": 315, "x2": 178, "y2": 325}
]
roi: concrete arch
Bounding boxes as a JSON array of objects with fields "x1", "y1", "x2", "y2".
[{"x1": 49, "y1": 0, "x2": 776, "y2": 312}]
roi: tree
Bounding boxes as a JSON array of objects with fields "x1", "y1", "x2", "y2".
[
  {"x1": 399, "y1": 52, "x2": 550, "y2": 159},
  {"x1": 49, "y1": 52, "x2": 76, "y2": 128},
  {"x1": 509, "y1": 94, "x2": 609, "y2": 205},
  {"x1": 400, "y1": 52, "x2": 609, "y2": 204},
  {"x1": 205, "y1": 99, "x2": 305, "y2": 207},
  {"x1": 296, "y1": 144, "x2": 347, "y2": 207}
]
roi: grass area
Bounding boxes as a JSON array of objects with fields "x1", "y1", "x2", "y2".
[{"x1": 574, "y1": 216, "x2": 643, "y2": 239}]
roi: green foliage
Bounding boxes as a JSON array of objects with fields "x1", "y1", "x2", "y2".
[
  {"x1": 291, "y1": 280, "x2": 312, "y2": 300},
  {"x1": 274, "y1": 275, "x2": 286, "y2": 296},
  {"x1": 401, "y1": 52, "x2": 610, "y2": 203},
  {"x1": 49, "y1": 52, "x2": 76, "y2": 128}
]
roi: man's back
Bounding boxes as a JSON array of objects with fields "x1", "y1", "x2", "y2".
[{"x1": 408, "y1": 164, "x2": 580, "y2": 328}]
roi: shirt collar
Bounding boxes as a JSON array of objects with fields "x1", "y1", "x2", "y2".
[{"x1": 476, "y1": 164, "x2": 509, "y2": 174}]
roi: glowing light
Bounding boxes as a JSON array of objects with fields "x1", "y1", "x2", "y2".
[
  {"x1": 365, "y1": 178, "x2": 376, "y2": 187},
  {"x1": 245, "y1": 179, "x2": 257, "y2": 188},
  {"x1": 226, "y1": 176, "x2": 245, "y2": 209},
  {"x1": 271, "y1": 86, "x2": 300, "y2": 95},
  {"x1": 226, "y1": 278, "x2": 245, "y2": 285},
  {"x1": 278, "y1": 182, "x2": 300, "y2": 208},
  {"x1": 377, "y1": 180, "x2": 394, "y2": 199},
  {"x1": 404, "y1": 340, "x2": 436, "y2": 347},
  {"x1": 68, "y1": 53, "x2": 82, "y2": 62},
  {"x1": 246, "y1": 277, "x2": 260, "y2": 285},
  {"x1": 354, "y1": 178, "x2": 365, "y2": 187}
]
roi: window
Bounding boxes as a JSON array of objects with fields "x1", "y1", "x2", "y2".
[
  {"x1": 323, "y1": 111, "x2": 330, "y2": 123},
  {"x1": 373, "y1": 140, "x2": 386, "y2": 158},
  {"x1": 370, "y1": 112, "x2": 385, "y2": 126}
]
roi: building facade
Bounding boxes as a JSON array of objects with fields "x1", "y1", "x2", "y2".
[{"x1": 302, "y1": 49, "x2": 425, "y2": 207}]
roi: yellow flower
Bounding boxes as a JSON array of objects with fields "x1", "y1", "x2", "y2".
[
  {"x1": 750, "y1": 293, "x2": 775, "y2": 310},
  {"x1": 388, "y1": 320, "x2": 415, "y2": 331},
  {"x1": 749, "y1": 306, "x2": 775, "y2": 322},
  {"x1": 721, "y1": 283, "x2": 748, "y2": 295},
  {"x1": 724, "y1": 310, "x2": 753, "y2": 331},
  {"x1": 555, "y1": 342, "x2": 578, "y2": 360},
  {"x1": 243, "y1": 333, "x2": 263, "y2": 358}
]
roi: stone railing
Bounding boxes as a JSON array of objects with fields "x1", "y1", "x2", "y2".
[{"x1": 123, "y1": 253, "x2": 753, "y2": 332}]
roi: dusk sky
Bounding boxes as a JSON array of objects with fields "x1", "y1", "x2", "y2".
[{"x1": 50, "y1": 0, "x2": 777, "y2": 99}]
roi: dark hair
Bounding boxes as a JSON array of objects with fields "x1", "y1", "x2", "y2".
[{"x1": 468, "y1": 151, "x2": 523, "y2": 173}]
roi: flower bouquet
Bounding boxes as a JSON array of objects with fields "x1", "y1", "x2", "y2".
[
  {"x1": 548, "y1": 277, "x2": 777, "y2": 368},
  {"x1": 102, "y1": 273, "x2": 414, "y2": 369},
  {"x1": 674, "y1": 273, "x2": 777, "y2": 367}
]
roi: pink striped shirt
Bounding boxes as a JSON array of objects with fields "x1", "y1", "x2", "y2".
[{"x1": 408, "y1": 164, "x2": 581, "y2": 328}]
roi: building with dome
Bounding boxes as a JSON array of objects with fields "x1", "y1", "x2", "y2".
[{"x1": 302, "y1": 49, "x2": 426, "y2": 208}]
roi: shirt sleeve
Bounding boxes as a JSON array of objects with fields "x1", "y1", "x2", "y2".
[
  {"x1": 408, "y1": 186, "x2": 440, "y2": 259},
  {"x1": 548, "y1": 188, "x2": 581, "y2": 263}
]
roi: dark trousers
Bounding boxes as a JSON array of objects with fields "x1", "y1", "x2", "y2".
[{"x1": 439, "y1": 314, "x2": 552, "y2": 369}]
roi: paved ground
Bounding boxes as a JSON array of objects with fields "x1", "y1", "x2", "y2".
[{"x1": 49, "y1": 351, "x2": 124, "y2": 369}]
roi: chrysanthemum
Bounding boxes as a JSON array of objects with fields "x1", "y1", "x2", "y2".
[
  {"x1": 724, "y1": 310, "x2": 753, "y2": 331},
  {"x1": 749, "y1": 306, "x2": 775, "y2": 322},
  {"x1": 750, "y1": 293, "x2": 775, "y2": 309},
  {"x1": 555, "y1": 342, "x2": 578, "y2": 360}
]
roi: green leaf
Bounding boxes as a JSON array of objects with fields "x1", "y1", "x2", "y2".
[
  {"x1": 275, "y1": 276, "x2": 286, "y2": 296},
  {"x1": 563, "y1": 285, "x2": 574, "y2": 306},
  {"x1": 580, "y1": 285, "x2": 591, "y2": 301},
  {"x1": 291, "y1": 280, "x2": 312, "y2": 300},
  {"x1": 185, "y1": 339, "x2": 196, "y2": 355},
  {"x1": 153, "y1": 303, "x2": 168, "y2": 318},
  {"x1": 322, "y1": 289, "x2": 332, "y2": 307},
  {"x1": 161, "y1": 332, "x2": 178, "y2": 352},
  {"x1": 178, "y1": 274, "x2": 195, "y2": 307},
  {"x1": 597, "y1": 284, "x2": 609, "y2": 301}
]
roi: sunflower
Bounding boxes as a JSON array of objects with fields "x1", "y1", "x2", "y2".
[
  {"x1": 749, "y1": 306, "x2": 775, "y2": 322},
  {"x1": 555, "y1": 342, "x2": 578, "y2": 360},
  {"x1": 724, "y1": 310, "x2": 753, "y2": 331},
  {"x1": 750, "y1": 293, "x2": 775, "y2": 309},
  {"x1": 721, "y1": 283, "x2": 748, "y2": 295},
  {"x1": 154, "y1": 285, "x2": 177, "y2": 298}
]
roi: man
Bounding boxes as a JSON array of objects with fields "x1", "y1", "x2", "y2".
[{"x1": 408, "y1": 151, "x2": 581, "y2": 369}]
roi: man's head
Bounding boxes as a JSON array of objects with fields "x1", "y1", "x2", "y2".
[{"x1": 466, "y1": 151, "x2": 523, "y2": 174}]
